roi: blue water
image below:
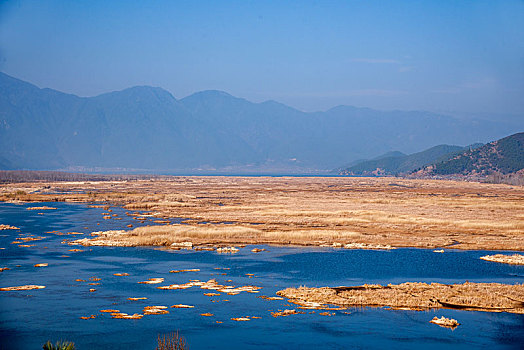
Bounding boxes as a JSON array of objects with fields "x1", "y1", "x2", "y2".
[{"x1": 0, "y1": 202, "x2": 523, "y2": 349}]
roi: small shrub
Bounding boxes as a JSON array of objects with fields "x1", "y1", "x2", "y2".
[
  {"x1": 156, "y1": 331, "x2": 187, "y2": 350},
  {"x1": 42, "y1": 340, "x2": 75, "y2": 350}
]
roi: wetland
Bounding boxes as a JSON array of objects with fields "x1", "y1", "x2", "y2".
[{"x1": 0, "y1": 177, "x2": 523, "y2": 349}]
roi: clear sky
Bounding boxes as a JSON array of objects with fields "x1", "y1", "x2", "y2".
[{"x1": 0, "y1": 0, "x2": 523, "y2": 116}]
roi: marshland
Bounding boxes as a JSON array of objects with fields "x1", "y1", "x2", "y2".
[
  {"x1": 2, "y1": 176, "x2": 523, "y2": 250},
  {"x1": 0, "y1": 176, "x2": 523, "y2": 348}
]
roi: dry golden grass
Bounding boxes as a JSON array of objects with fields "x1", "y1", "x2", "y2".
[
  {"x1": 277, "y1": 282, "x2": 524, "y2": 314},
  {"x1": 0, "y1": 224, "x2": 19, "y2": 230},
  {"x1": 2, "y1": 176, "x2": 523, "y2": 250},
  {"x1": 76, "y1": 224, "x2": 365, "y2": 247},
  {"x1": 0, "y1": 285, "x2": 46, "y2": 291},
  {"x1": 480, "y1": 254, "x2": 524, "y2": 265},
  {"x1": 430, "y1": 316, "x2": 460, "y2": 328}
]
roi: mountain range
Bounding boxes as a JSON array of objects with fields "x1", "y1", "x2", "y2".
[{"x1": 1, "y1": 72, "x2": 522, "y2": 173}]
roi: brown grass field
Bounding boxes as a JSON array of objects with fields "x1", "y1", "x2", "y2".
[
  {"x1": 277, "y1": 282, "x2": 524, "y2": 314},
  {"x1": 1, "y1": 176, "x2": 523, "y2": 250}
]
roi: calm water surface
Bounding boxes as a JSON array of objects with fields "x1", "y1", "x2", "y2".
[{"x1": 0, "y1": 202, "x2": 523, "y2": 349}]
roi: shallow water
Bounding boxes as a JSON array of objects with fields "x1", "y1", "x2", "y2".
[{"x1": 0, "y1": 202, "x2": 523, "y2": 349}]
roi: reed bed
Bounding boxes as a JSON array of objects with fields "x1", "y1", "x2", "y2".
[
  {"x1": 278, "y1": 282, "x2": 524, "y2": 313},
  {"x1": 2, "y1": 176, "x2": 523, "y2": 250},
  {"x1": 76, "y1": 225, "x2": 363, "y2": 247}
]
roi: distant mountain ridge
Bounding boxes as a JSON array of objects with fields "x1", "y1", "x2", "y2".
[
  {"x1": 334, "y1": 151, "x2": 407, "y2": 172},
  {"x1": 1, "y1": 71, "x2": 522, "y2": 173},
  {"x1": 338, "y1": 144, "x2": 481, "y2": 176},
  {"x1": 414, "y1": 132, "x2": 524, "y2": 177}
]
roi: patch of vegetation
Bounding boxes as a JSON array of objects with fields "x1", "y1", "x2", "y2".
[
  {"x1": 42, "y1": 340, "x2": 75, "y2": 350},
  {"x1": 156, "y1": 331, "x2": 187, "y2": 350},
  {"x1": 4, "y1": 190, "x2": 28, "y2": 199},
  {"x1": 432, "y1": 132, "x2": 524, "y2": 176}
]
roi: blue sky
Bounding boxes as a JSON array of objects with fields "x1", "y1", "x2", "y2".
[{"x1": 0, "y1": 0, "x2": 523, "y2": 116}]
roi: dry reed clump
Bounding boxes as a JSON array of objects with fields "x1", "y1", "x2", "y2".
[
  {"x1": 111, "y1": 312, "x2": 143, "y2": 319},
  {"x1": 156, "y1": 331, "x2": 187, "y2": 350},
  {"x1": 170, "y1": 269, "x2": 200, "y2": 273},
  {"x1": 80, "y1": 315, "x2": 96, "y2": 320},
  {"x1": 138, "y1": 278, "x2": 164, "y2": 284},
  {"x1": 42, "y1": 340, "x2": 75, "y2": 350},
  {"x1": 26, "y1": 206, "x2": 56, "y2": 210},
  {"x1": 0, "y1": 224, "x2": 19, "y2": 230},
  {"x1": 277, "y1": 282, "x2": 524, "y2": 314},
  {"x1": 216, "y1": 246, "x2": 239, "y2": 253},
  {"x1": 143, "y1": 306, "x2": 169, "y2": 315},
  {"x1": 430, "y1": 316, "x2": 460, "y2": 328},
  {"x1": 0, "y1": 285, "x2": 46, "y2": 291},
  {"x1": 271, "y1": 309, "x2": 299, "y2": 317},
  {"x1": 258, "y1": 295, "x2": 284, "y2": 301},
  {"x1": 343, "y1": 243, "x2": 393, "y2": 250},
  {"x1": 18, "y1": 234, "x2": 45, "y2": 242},
  {"x1": 480, "y1": 254, "x2": 524, "y2": 265},
  {"x1": 231, "y1": 317, "x2": 251, "y2": 321}
]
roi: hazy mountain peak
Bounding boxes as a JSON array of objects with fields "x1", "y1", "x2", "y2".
[
  {"x1": 96, "y1": 85, "x2": 176, "y2": 101},
  {"x1": 183, "y1": 89, "x2": 236, "y2": 100},
  {"x1": 180, "y1": 89, "x2": 251, "y2": 111},
  {"x1": 326, "y1": 105, "x2": 368, "y2": 113}
]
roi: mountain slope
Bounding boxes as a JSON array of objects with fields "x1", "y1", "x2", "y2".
[
  {"x1": 334, "y1": 151, "x2": 406, "y2": 174},
  {"x1": 1, "y1": 72, "x2": 522, "y2": 172},
  {"x1": 420, "y1": 132, "x2": 524, "y2": 176},
  {"x1": 338, "y1": 144, "x2": 474, "y2": 176}
]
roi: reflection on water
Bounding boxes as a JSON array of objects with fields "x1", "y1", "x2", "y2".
[{"x1": 0, "y1": 202, "x2": 523, "y2": 349}]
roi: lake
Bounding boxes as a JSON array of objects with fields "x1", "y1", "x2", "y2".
[{"x1": 0, "y1": 202, "x2": 523, "y2": 349}]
